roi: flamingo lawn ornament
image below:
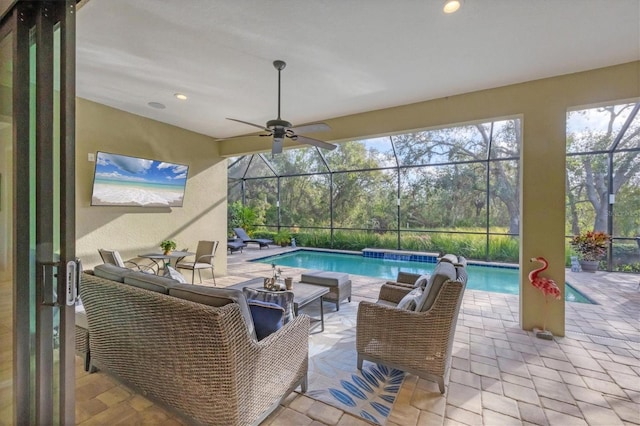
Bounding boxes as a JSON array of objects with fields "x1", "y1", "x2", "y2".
[{"x1": 529, "y1": 257, "x2": 561, "y2": 339}]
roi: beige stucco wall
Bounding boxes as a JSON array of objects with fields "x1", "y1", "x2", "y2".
[
  {"x1": 76, "y1": 98, "x2": 228, "y2": 276},
  {"x1": 221, "y1": 61, "x2": 640, "y2": 336}
]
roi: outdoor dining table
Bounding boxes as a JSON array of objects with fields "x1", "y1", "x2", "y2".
[{"x1": 138, "y1": 251, "x2": 194, "y2": 273}]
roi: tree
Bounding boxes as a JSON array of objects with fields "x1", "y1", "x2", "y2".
[
  {"x1": 393, "y1": 120, "x2": 520, "y2": 234},
  {"x1": 566, "y1": 103, "x2": 640, "y2": 235},
  {"x1": 227, "y1": 117, "x2": 526, "y2": 260},
  {"x1": 227, "y1": 201, "x2": 258, "y2": 234}
]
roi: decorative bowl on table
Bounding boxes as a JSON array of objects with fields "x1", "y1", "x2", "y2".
[{"x1": 263, "y1": 278, "x2": 286, "y2": 291}]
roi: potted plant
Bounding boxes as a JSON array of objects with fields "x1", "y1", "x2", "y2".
[
  {"x1": 570, "y1": 231, "x2": 610, "y2": 272},
  {"x1": 273, "y1": 229, "x2": 291, "y2": 247},
  {"x1": 160, "y1": 239, "x2": 177, "y2": 255}
]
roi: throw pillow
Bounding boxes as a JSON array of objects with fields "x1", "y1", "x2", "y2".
[
  {"x1": 414, "y1": 274, "x2": 431, "y2": 289},
  {"x1": 247, "y1": 299, "x2": 285, "y2": 340},
  {"x1": 396, "y1": 287, "x2": 423, "y2": 311},
  {"x1": 242, "y1": 287, "x2": 295, "y2": 324},
  {"x1": 438, "y1": 254, "x2": 459, "y2": 264},
  {"x1": 163, "y1": 265, "x2": 187, "y2": 283}
]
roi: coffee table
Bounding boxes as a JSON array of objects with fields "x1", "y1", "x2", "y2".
[{"x1": 229, "y1": 278, "x2": 330, "y2": 332}]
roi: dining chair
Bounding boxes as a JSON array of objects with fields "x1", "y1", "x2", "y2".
[
  {"x1": 98, "y1": 248, "x2": 156, "y2": 274},
  {"x1": 176, "y1": 240, "x2": 219, "y2": 284}
]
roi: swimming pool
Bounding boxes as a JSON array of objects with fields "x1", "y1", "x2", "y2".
[{"x1": 254, "y1": 250, "x2": 594, "y2": 304}]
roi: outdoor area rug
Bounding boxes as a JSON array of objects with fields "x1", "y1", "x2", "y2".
[{"x1": 305, "y1": 302, "x2": 406, "y2": 425}]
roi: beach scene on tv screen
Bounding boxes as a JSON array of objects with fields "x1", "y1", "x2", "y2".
[{"x1": 91, "y1": 152, "x2": 188, "y2": 207}]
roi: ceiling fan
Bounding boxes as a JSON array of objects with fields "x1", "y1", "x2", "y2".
[{"x1": 227, "y1": 60, "x2": 337, "y2": 155}]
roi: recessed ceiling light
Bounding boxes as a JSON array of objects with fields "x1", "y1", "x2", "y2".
[
  {"x1": 443, "y1": 0, "x2": 463, "y2": 14},
  {"x1": 174, "y1": 93, "x2": 188, "y2": 100},
  {"x1": 148, "y1": 101, "x2": 166, "y2": 109}
]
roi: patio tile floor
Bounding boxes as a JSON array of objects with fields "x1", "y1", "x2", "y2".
[
  {"x1": 76, "y1": 247, "x2": 639, "y2": 425},
  {"x1": 232, "y1": 247, "x2": 639, "y2": 426}
]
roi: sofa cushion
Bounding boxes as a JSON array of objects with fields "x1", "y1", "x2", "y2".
[
  {"x1": 124, "y1": 272, "x2": 179, "y2": 294},
  {"x1": 415, "y1": 261, "x2": 457, "y2": 312},
  {"x1": 396, "y1": 287, "x2": 423, "y2": 310},
  {"x1": 93, "y1": 264, "x2": 132, "y2": 283},
  {"x1": 247, "y1": 299, "x2": 285, "y2": 340},
  {"x1": 242, "y1": 287, "x2": 295, "y2": 324},
  {"x1": 169, "y1": 284, "x2": 256, "y2": 340},
  {"x1": 163, "y1": 265, "x2": 187, "y2": 283}
]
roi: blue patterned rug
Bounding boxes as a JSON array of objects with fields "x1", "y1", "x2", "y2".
[{"x1": 305, "y1": 302, "x2": 406, "y2": 425}]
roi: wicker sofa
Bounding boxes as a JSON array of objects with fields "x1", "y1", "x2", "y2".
[
  {"x1": 356, "y1": 255, "x2": 468, "y2": 394},
  {"x1": 80, "y1": 265, "x2": 309, "y2": 426}
]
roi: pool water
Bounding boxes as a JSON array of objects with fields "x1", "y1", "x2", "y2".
[{"x1": 254, "y1": 250, "x2": 594, "y2": 304}]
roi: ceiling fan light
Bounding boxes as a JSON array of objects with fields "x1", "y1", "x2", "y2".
[
  {"x1": 272, "y1": 137, "x2": 284, "y2": 154},
  {"x1": 443, "y1": 0, "x2": 462, "y2": 14}
]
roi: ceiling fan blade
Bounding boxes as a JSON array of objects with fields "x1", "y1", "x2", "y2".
[
  {"x1": 290, "y1": 122, "x2": 331, "y2": 134},
  {"x1": 215, "y1": 133, "x2": 271, "y2": 141},
  {"x1": 294, "y1": 134, "x2": 337, "y2": 151},
  {"x1": 226, "y1": 118, "x2": 271, "y2": 132}
]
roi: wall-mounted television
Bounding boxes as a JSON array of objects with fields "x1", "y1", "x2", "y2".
[{"x1": 90, "y1": 151, "x2": 189, "y2": 207}]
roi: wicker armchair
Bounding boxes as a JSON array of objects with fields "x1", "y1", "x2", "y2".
[
  {"x1": 81, "y1": 272, "x2": 309, "y2": 425},
  {"x1": 380, "y1": 271, "x2": 429, "y2": 300},
  {"x1": 356, "y1": 259, "x2": 467, "y2": 394},
  {"x1": 386, "y1": 271, "x2": 424, "y2": 287}
]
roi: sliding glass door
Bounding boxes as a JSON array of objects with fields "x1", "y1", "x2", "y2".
[
  {"x1": 0, "y1": 25, "x2": 15, "y2": 422},
  {"x1": 0, "y1": 1, "x2": 77, "y2": 424}
]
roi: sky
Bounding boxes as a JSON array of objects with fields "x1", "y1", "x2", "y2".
[{"x1": 95, "y1": 152, "x2": 188, "y2": 185}]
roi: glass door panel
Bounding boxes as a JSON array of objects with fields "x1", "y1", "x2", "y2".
[
  {"x1": 1, "y1": 1, "x2": 77, "y2": 424},
  {"x1": 0, "y1": 30, "x2": 14, "y2": 422}
]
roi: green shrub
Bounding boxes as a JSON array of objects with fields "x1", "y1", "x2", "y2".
[{"x1": 289, "y1": 229, "x2": 520, "y2": 262}]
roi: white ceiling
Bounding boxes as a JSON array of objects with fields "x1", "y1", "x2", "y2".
[{"x1": 76, "y1": 0, "x2": 640, "y2": 141}]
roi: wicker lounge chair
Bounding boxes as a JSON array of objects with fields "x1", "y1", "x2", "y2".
[
  {"x1": 233, "y1": 227, "x2": 273, "y2": 249},
  {"x1": 356, "y1": 255, "x2": 468, "y2": 394}
]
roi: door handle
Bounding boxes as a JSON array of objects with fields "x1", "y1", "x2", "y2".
[
  {"x1": 40, "y1": 259, "x2": 82, "y2": 307},
  {"x1": 65, "y1": 261, "x2": 76, "y2": 306},
  {"x1": 40, "y1": 261, "x2": 59, "y2": 307}
]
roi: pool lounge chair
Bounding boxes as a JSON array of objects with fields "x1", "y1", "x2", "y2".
[
  {"x1": 227, "y1": 238, "x2": 247, "y2": 254},
  {"x1": 233, "y1": 227, "x2": 273, "y2": 249}
]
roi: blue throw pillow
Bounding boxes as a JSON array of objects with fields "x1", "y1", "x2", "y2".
[
  {"x1": 243, "y1": 287, "x2": 295, "y2": 324},
  {"x1": 247, "y1": 299, "x2": 285, "y2": 340}
]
